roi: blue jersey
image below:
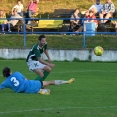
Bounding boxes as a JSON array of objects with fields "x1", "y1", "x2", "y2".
[{"x1": 0, "y1": 72, "x2": 42, "y2": 93}]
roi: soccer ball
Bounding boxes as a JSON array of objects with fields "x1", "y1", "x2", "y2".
[{"x1": 94, "y1": 46, "x2": 104, "y2": 56}]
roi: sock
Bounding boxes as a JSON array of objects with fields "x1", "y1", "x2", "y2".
[
  {"x1": 34, "y1": 71, "x2": 50, "y2": 81},
  {"x1": 54, "y1": 80, "x2": 67, "y2": 85},
  {"x1": 42, "y1": 71, "x2": 50, "y2": 81},
  {"x1": 34, "y1": 76, "x2": 43, "y2": 81}
]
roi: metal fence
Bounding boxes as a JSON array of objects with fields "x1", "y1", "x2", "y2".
[{"x1": 0, "y1": 17, "x2": 117, "y2": 47}]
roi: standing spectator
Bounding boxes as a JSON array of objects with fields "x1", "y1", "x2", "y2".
[
  {"x1": 12, "y1": 0, "x2": 24, "y2": 17},
  {"x1": 26, "y1": 0, "x2": 39, "y2": 24},
  {"x1": 89, "y1": 0, "x2": 103, "y2": 15},
  {"x1": 69, "y1": 8, "x2": 82, "y2": 32},
  {"x1": 99, "y1": 0, "x2": 115, "y2": 23},
  {"x1": 0, "y1": 10, "x2": 11, "y2": 33}
]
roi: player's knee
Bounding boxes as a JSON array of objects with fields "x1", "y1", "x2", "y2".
[
  {"x1": 47, "y1": 67, "x2": 51, "y2": 72},
  {"x1": 44, "y1": 66, "x2": 52, "y2": 72}
]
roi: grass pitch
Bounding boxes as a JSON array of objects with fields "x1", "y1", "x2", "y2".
[{"x1": 0, "y1": 60, "x2": 117, "y2": 117}]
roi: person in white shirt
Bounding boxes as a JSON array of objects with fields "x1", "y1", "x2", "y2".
[
  {"x1": 12, "y1": 0, "x2": 24, "y2": 17},
  {"x1": 89, "y1": 0, "x2": 103, "y2": 15}
]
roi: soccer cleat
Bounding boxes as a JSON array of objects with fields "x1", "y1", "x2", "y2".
[
  {"x1": 66, "y1": 78, "x2": 75, "y2": 84},
  {"x1": 39, "y1": 89, "x2": 50, "y2": 95}
]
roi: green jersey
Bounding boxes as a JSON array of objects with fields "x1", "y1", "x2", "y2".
[{"x1": 26, "y1": 43, "x2": 47, "y2": 62}]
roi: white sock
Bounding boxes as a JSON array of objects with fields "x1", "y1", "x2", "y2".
[{"x1": 54, "y1": 80, "x2": 67, "y2": 85}]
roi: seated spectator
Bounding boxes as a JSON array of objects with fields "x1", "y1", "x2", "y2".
[
  {"x1": 12, "y1": 0, "x2": 24, "y2": 17},
  {"x1": 26, "y1": 0, "x2": 39, "y2": 24},
  {"x1": 99, "y1": 0, "x2": 115, "y2": 24},
  {"x1": 89, "y1": 0, "x2": 103, "y2": 15},
  {"x1": 0, "y1": 10, "x2": 11, "y2": 33},
  {"x1": 8, "y1": 9, "x2": 24, "y2": 31},
  {"x1": 85, "y1": 10, "x2": 98, "y2": 28},
  {"x1": 69, "y1": 8, "x2": 82, "y2": 32}
]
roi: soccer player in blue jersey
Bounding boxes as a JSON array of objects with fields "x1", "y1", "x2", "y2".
[
  {"x1": 0, "y1": 67, "x2": 75, "y2": 94},
  {"x1": 26, "y1": 35, "x2": 55, "y2": 81}
]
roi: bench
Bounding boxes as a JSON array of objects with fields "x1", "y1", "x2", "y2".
[{"x1": 31, "y1": 20, "x2": 63, "y2": 32}]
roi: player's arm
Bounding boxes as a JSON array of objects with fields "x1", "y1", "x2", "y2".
[
  {"x1": 44, "y1": 49, "x2": 51, "y2": 63},
  {"x1": 34, "y1": 47, "x2": 55, "y2": 67},
  {"x1": 38, "y1": 57, "x2": 55, "y2": 67},
  {"x1": 44, "y1": 50, "x2": 55, "y2": 67}
]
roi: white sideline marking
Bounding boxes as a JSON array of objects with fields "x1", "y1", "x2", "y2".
[
  {"x1": 52, "y1": 70, "x2": 117, "y2": 73},
  {"x1": 0, "y1": 70, "x2": 116, "y2": 76},
  {"x1": 0, "y1": 106, "x2": 117, "y2": 114}
]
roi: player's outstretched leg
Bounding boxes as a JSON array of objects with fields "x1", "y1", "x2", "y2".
[
  {"x1": 42, "y1": 78, "x2": 75, "y2": 87},
  {"x1": 66, "y1": 78, "x2": 75, "y2": 84}
]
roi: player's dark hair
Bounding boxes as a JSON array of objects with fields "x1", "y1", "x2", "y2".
[
  {"x1": 2, "y1": 67, "x2": 11, "y2": 77},
  {"x1": 38, "y1": 35, "x2": 45, "y2": 41}
]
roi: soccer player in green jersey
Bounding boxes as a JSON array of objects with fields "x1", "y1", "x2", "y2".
[{"x1": 26, "y1": 35, "x2": 55, "y2": 81}]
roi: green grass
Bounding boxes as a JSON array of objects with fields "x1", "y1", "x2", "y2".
[
  {"x1": 0, "y1": 34, "x2": 117, "y2": 49},
  {"x1": 0, "y1": 60, "x2": 117, "y2": 117}
]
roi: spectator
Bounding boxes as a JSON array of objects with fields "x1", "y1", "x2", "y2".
[
  {"x1": 78, "y1": 10, "x2": 98, "y2": 33},
  {"x1": 26, "y1": 0, "x2": 39, "y2": 24},
  {"x1": 112, "y1": 21, "x2": 117, "y2": 34},
  {"x1": 69, "y1": 8, "x2": 82, "y2": 32},
  {"x1": 12, "y1": 0, "x2": 24, "y2": 17},
  {"x1": 0, "y1": 10, "x2": 11, "y2": 33},
  {"x1": 85, "y1": 10, "x2": 98, "y2": 28},
  {"x1": 99, "y1": 0, "x2": 115, "y2": 23},
  {"x1": 89, "y1": 0, "x2": 103, "y2": 15},
  {"x1": 8, "y1": 9, "x2": 24, "y2": 31}
]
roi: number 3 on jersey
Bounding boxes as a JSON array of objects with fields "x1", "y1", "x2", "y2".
[{"x1": 11, "y1": 77, "x2": 20, "y2": 86}]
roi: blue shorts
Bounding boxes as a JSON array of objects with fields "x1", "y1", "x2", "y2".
[{"x1": 24, "y1": 80, "x2": 42, "y2": 93}]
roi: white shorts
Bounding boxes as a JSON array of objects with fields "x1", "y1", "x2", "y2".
[{"x1": 27, "y1": 61, "x2": 46, "y2": 71}]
